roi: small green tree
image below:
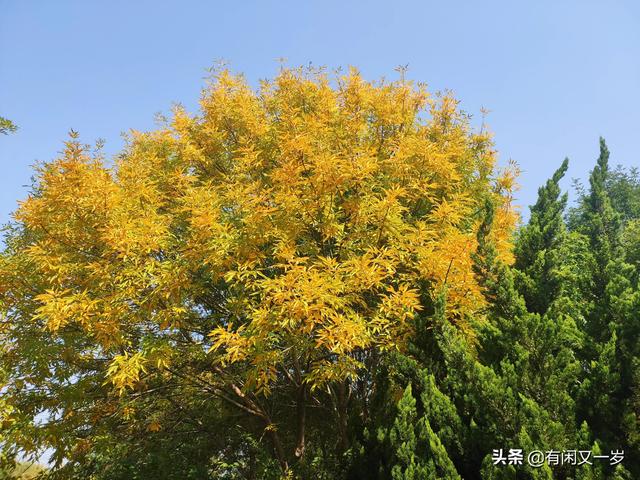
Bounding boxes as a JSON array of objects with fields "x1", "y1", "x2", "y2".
[{"x1": 387, "y1": 385, "x2": 460, "y2": 480}]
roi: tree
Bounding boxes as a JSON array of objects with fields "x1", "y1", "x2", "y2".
[
  {"x1": 568, "y1": 140, "x2": 640, "y2": 475},
  {"x1": 385, "y1": 385, "x2": 460, "y2": 480},
  {"x1": 514, "y1": 158, "x2": 569, "y2": 315},
  {"x1": 0, "y1": 66, "x2": 516, "y2": 477}
]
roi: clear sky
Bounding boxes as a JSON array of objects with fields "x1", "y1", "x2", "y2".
[{"x1": 1, "y1": 0, "x2": 639, "y2": 225}]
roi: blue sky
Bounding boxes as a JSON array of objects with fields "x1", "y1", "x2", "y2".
[{"x1": 1, "y1": 0, "x2": 639, "y2": 225}]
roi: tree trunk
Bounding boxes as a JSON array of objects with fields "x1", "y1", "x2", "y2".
[{"x1": 294, "y1": 384, "x2": 307, "y2": 459}]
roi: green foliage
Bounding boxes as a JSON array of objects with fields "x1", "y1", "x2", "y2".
[{"x1": 514, "y1": 157, "x2": 569, "y2": 315}]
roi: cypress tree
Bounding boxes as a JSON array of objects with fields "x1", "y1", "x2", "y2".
[
  {"x1": 386, "y1": 385, "x2": 460, "y2": 480},
  {"x1": 576, "y1": 138, "x2": 623, "y2": 340},
  {"x1": 514, "y1": 158, "x2": 569, "y2": 315},
  {"x1": 568, "y1": 139, "x2": 640, "y2": 476}
]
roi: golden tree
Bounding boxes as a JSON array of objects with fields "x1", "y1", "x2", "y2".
[{"x1": 0, "y1": 66, "x2": 517, "y2": 473}]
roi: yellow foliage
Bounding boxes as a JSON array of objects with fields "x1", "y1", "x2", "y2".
[
  {"x1": 6, "y1": 65, "x2": 517, "y2": 397},
  {"x1": 147, "y1": 420, "x2": 162, "y2": 432},
  {"x1": 106, "y1": 352, "x2": 147, "y2": 395}
]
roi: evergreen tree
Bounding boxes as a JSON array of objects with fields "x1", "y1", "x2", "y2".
[
  {"x1": 514, "y1": 157, "x2": 569, "y2": 315},
  {"x1": 568, "y1": 139, "x2": 640, "y2": 476},
  {"x1": 577, "y1": 138, "x2": 622, "y2": 340},
  {"x1": 386, "y1": 385, "x2": 460, "y2": 480}
]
